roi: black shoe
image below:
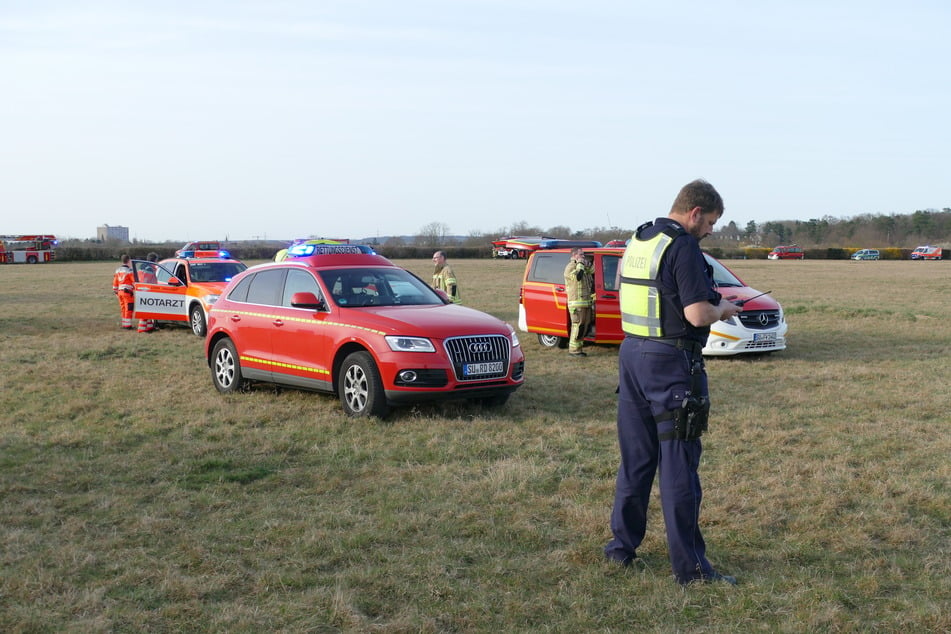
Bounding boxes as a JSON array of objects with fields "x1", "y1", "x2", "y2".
[
  {"x1": 605, "y1": 552, "x2": 643, "y2": 569},
  {"x1": 568, "y1": 351, "x2": 587, "y2": 357}
]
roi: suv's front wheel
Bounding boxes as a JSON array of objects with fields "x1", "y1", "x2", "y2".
[
  {"x1": 537, "y1": 333, "x2": 568, "y2": 349},
  {"x1": 339, "y1": 351, "x2": 389, "y2": 418}
]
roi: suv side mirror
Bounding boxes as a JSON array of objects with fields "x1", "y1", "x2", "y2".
[
  {"x1": 291, "y1": 291, "x2": 326, "y2": 311},
  {"x1": 167, "y1": 276, "x2": 183, "y2": 287}
]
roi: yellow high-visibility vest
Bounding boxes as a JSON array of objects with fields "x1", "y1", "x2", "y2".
[{"x1": 619, "y1": 225, "x2": 684, "y2": 337}]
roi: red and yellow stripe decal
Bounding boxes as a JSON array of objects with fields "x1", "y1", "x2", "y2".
[{"x1": 240, "y1": 355, "x2": 331, "y2": 377}]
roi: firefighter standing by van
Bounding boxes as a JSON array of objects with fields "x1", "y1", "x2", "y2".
[
  {"x1": 112, "y1": 254, "x2": 135, "y2": 330},
  {"x1": 604, "y1": 179, "x2": 744, "y2": 585},
  {"x1": 431, "y1": 251, "x2": 461, "y2": 304},
  {"x1": 563, "y1": 247, "x2": 594, "y2": 357}
]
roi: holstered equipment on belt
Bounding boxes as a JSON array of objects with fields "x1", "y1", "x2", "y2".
[{"x1": 657, "y1": 357, "x2": 709, "y2": 442}]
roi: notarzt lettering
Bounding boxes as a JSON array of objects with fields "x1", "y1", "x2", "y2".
[{"x1": 140, "y1": 297, "x2": 186, "y2": 308}]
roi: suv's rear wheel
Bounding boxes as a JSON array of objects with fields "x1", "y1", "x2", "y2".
[
  {"x1": 211, "y1": 338, "x2": 244, "y2": 393},
  {"x1": 537, "y1": 333, "x2": 568, "y2": 349},
  {"x1": 339, "y1": 351, "x2": 389, "y2": 418}
]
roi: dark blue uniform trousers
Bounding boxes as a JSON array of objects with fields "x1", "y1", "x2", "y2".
[{"x1": 604, "y1": 336, "x2": 715, "y2": 584}]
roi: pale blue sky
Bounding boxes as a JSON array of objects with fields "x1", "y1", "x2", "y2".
[{"x1": 3, "y1": 1, "x2": 949, "y2": 242}]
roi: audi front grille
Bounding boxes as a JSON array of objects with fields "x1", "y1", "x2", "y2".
[{"x1": 443, "y1": 335, "x2": 511, "y2": 381}]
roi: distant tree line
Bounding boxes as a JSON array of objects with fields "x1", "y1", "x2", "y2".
[
  {"x1": 410, "y1": 209, "x2": 951, "y2": 258},
  {"x1": 50, "y1": 208, "x2": 951, "y2": 262}
]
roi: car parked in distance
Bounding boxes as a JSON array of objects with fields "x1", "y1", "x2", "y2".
[
  {"x1": 767, "y1": 245, "x2": 804, "y2": 260},
  {"x1": 175, "y1": 241, "x2": 232, "y2": 259},
  {"x1": 132, "y1": 257, "x2": 248, "y2": 336},
  {"x1": 910, "y1": 245, "x2": 942, "y2": 260},
  {"x1": 205, "y1": 247, "x2": 525, "y2": 417},
  {"x1": 851, "y1": 249, "x2": 880, "y2": 260},
  {"x1": 518, "y1": 246, "x2": 787, "y2": 356}
]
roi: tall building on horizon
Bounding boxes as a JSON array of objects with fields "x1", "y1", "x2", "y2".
[{"x1": 97, "y1": 224, "x2": 130, "y2": 242}]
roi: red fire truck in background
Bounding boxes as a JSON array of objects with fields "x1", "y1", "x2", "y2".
[{"x1": 0, "y1": 235, "x2": 58, "y2": 263}]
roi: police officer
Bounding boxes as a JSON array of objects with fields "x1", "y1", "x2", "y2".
[
  {"x1": 431, "y1": 251, "x2": 461, "y2": 304},
  {"x1": 604, "y1": 179, "x2": 743, "y2": 585},
  {"x1": 112, "y1": 254, "x2": 135, "y2": 330},
  {"x1": 564, "y1": 247, "x2": 594, "y2": 357}
]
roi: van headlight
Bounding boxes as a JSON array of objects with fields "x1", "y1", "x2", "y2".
[{"x1": 385, "y1": 336, "x2": 435, "y2": 352}]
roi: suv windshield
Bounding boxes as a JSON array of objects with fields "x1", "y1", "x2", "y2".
[{"x1": 318, "y1": 267, "x2": 444, "y2": 307}]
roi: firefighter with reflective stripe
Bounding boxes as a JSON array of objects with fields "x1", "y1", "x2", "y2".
[
  {"x1": 112, "y1": 254, "x2": 135, "y2": 330},
  {"x1": 563, "y1": 247, "x2": 594, "y2": 356},
  {"x1": 137, "y1": 252, "x2": 159, "y2": 333},
  {"x1": 604, "y1": 179, "x2": 744, "y2": 586},
  {"x1": 431, "y1": 251, "x2": 461, "y2": 304}
]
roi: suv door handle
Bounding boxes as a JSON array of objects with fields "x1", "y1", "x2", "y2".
[
  {"x1": 229, "y1": 315, "x2": 241, "y2": 322},
  {"x1": 273, "y1": 319, "x2": 284, "y2": 327},
  {"x1": 555, "y1": 286, "x2": 565, "y2": 292}
]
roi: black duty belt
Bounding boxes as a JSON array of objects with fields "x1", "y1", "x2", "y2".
[{"x1": 647, "y1": 337, "x2": 703, "y2": 355}]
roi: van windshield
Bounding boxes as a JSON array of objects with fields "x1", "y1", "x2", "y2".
[{"x1": 703, "y1": 254, "x2": 743, "y2": 288}]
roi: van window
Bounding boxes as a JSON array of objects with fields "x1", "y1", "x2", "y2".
[
  {"x1": 528, "y1": 253, "x2": 570, "y2": 284},
  {"x1": 602, "y1": 254, "x2": 620, "y2": 291}
]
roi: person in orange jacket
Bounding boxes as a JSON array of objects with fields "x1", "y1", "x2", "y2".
[{"x1": 112, "y1": 254, "x2": 135, "y2": 330}]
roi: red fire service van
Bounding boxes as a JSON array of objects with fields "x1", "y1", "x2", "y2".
[{"x1": 518, "y1": 246, "x2": 788, "y2": 356}]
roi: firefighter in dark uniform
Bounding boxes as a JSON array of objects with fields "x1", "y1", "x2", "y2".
[{"x1": 604, "y1": 179, "x2": 744, "y2": 585}]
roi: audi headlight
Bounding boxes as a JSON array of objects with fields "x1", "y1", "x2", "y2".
[
  {"x1": 510, "y1": 331, "x2": 520, "y2": 347},
  {"x1": 385, "y1": 336, "x2": 435, "y2": 353}
]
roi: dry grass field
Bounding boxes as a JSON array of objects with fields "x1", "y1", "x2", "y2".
[{"x1": 1, "y1": 257, "x2": 949, "y2": 632}]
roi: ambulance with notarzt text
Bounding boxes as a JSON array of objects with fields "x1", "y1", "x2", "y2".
[{"x1": 132, "y1": 257, "x2": 247, "y2": 336}]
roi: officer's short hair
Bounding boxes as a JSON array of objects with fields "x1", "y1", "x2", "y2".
[{"x1": 671, "y1": 179, "x2": 724, "y2": 217}]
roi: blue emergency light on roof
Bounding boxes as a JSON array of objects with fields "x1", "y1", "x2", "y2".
[
  {"x1": 287, "y1": 244, "x2": 375, "y2": 257},
  {"x1": 537, "y1": 239, "x2": 603, "y2": 249}
]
